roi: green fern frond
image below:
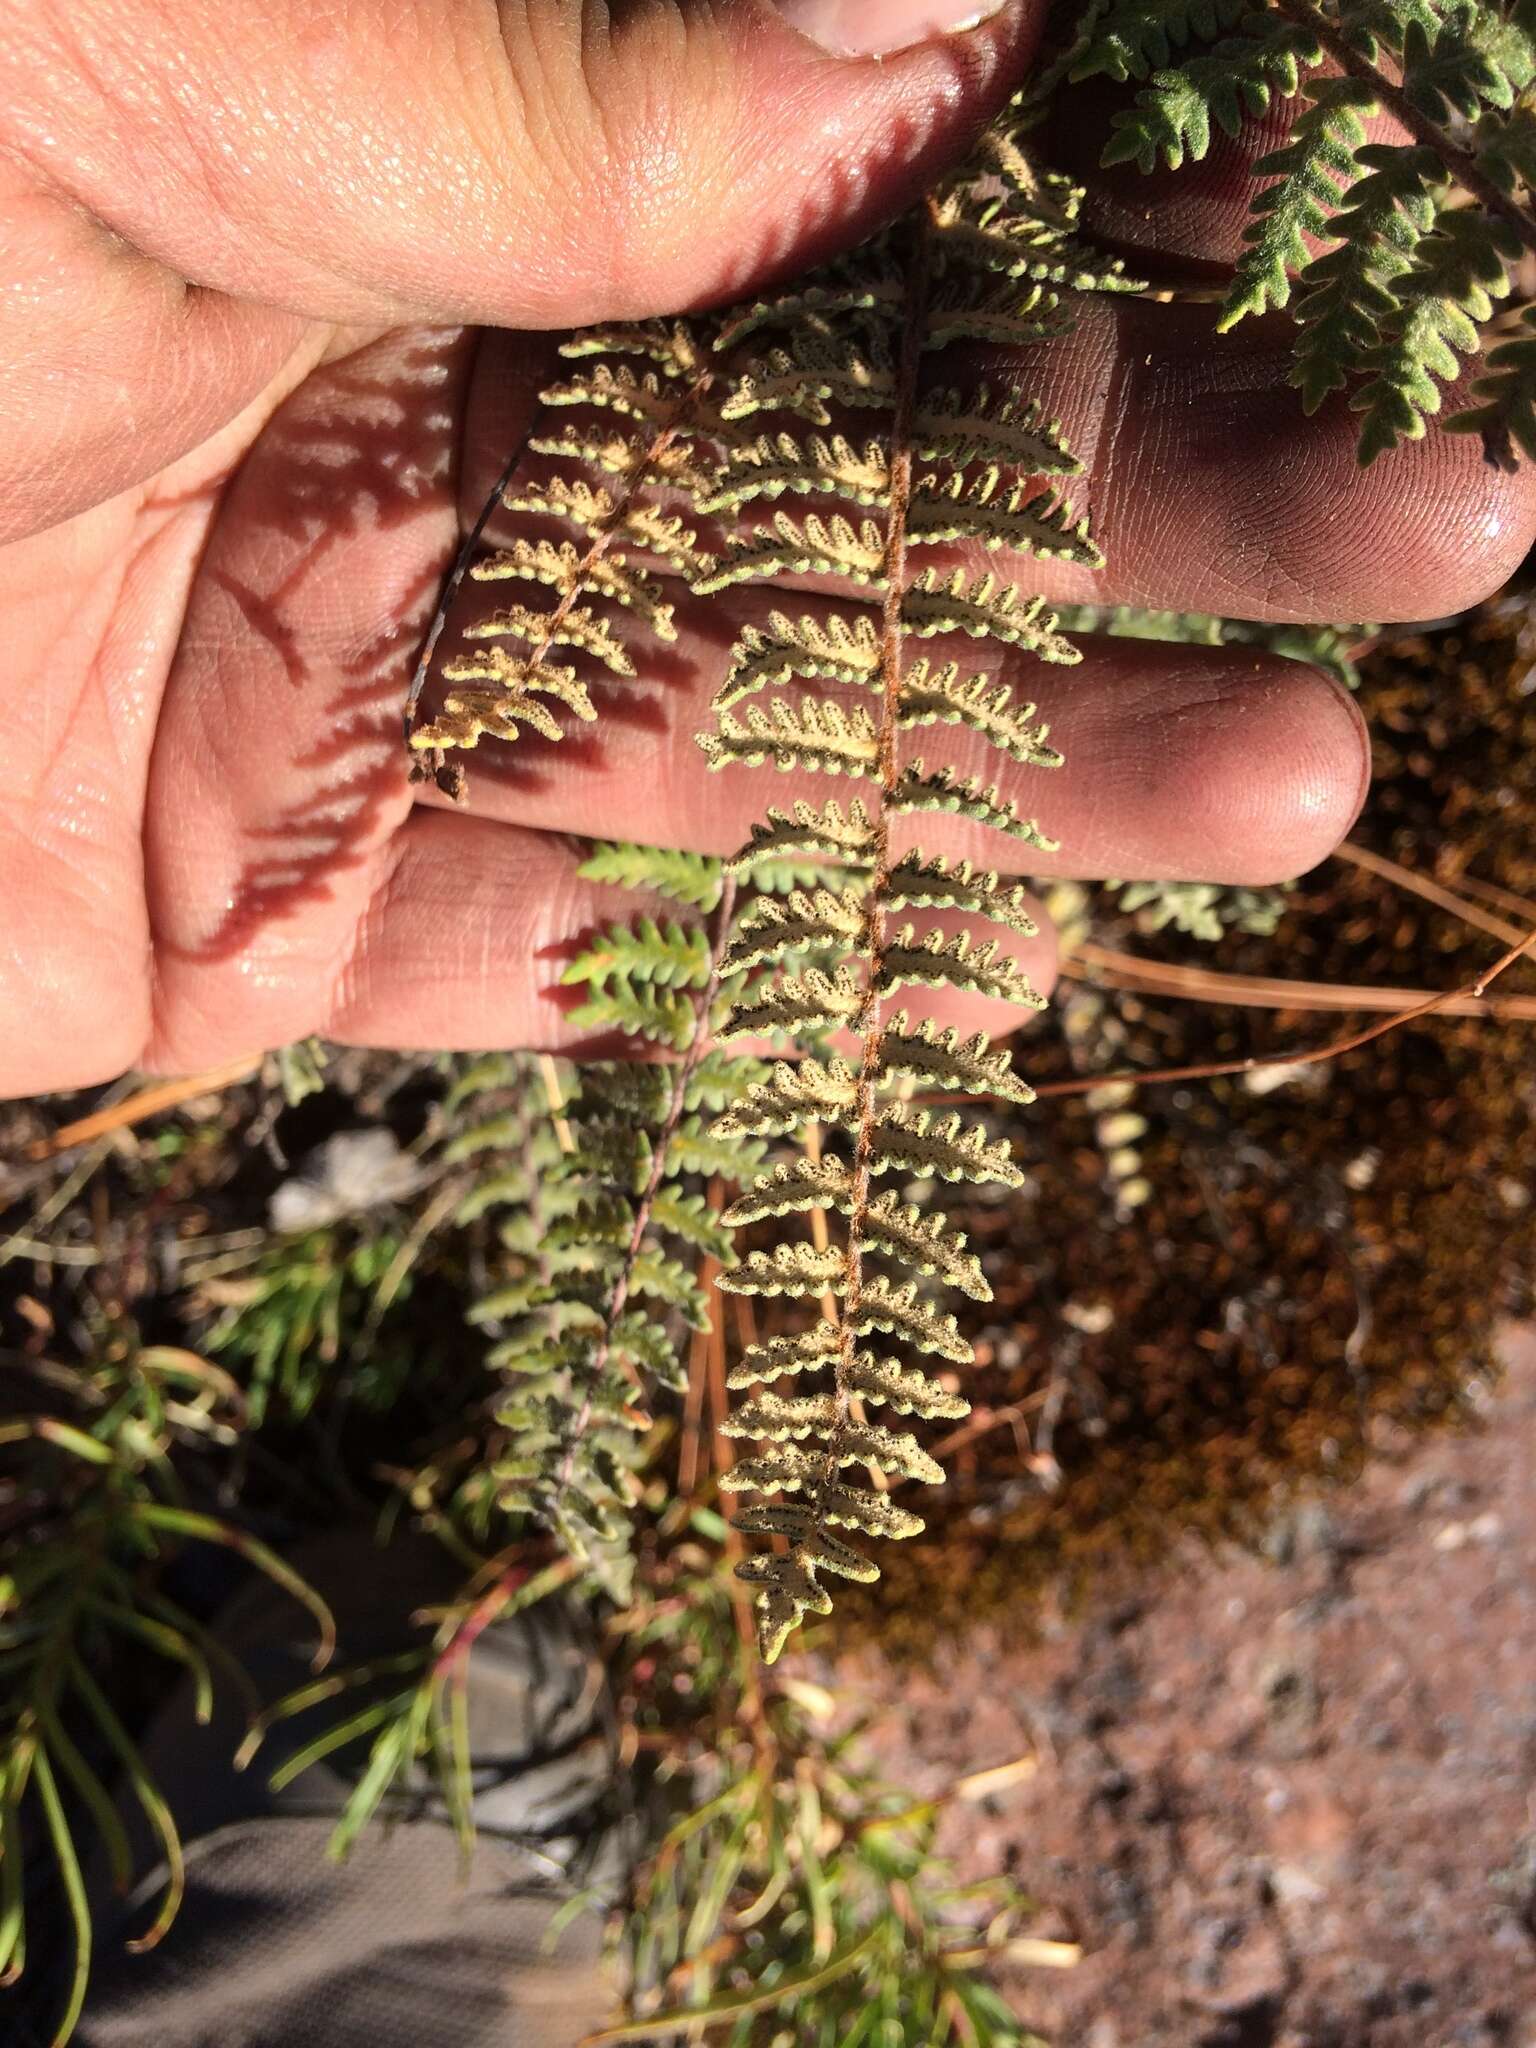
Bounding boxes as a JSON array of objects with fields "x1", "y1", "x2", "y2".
[
  {"x1": 1354, "y1": 203, "x2": 1515, "y2": 459},
  {"x1": 1069, "y1": 0, "x2": 1251, "y2": 82},
  {"x1": 562, "y1": 917, "x2": 714, "y2": 992},
  {"x1": 1220, "y1": 77, "x2": 1378, "y2": 324},
  {"x1": 648, "y1": 1187, "x2": 739, "y2": 1263},
  {"x1": 1102, "y1": 17, "x2": 1322, "y2": 172},
  {"x1": 1445, "y1": 302, "x2": 1536, "y2": 466},
  {"x1": 564, "y1": 976, "x2": 699, "y2": 1052},
  {"x1": 575, "y1": 842, "x2": 724, "y2": 911},
  {"x1": 627, "y1": 1249, "x2": 712, "y2": 1328},
  {"x1": 1397, "y1": 5, "x2": 1535, "y2": 122},
  {"x1": 1291, "y1": 142, "x2": 1446, "y2": 411}
]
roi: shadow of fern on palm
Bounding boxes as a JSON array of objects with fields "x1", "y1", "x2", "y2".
[{"x1": 146, "y1": 330, "x2": 472, "y2": 999}]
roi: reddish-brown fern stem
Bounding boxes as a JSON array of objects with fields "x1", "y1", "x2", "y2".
[
  {"x1": 549, "y1": 872, "x2": 739, "y2": 1504},
  {"x1": 404, "y1": 429, "x2": 534, "y2": 757},
  {"x1": 811, "y1": 203, "x2": 936, "y2": 1507},
  {"x1": 1272, "y1": 0, "x2": 1536, "y2": 263},
  {"x1": 522, "y1": 359, "x2": 716, "y2": 669}
]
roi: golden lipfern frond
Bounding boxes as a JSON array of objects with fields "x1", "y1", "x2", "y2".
[
  {"x1": 526, "y1": 422, "x2": 709, "y2": 493},
  {"x1": 540, "y1": 359, "x2": 688, "y2": 428},
  {"x1": 619, "y1": 503, "x2": 714, "y2": 579},
  {"x1": 700, "y1": 431, "x2": 892, "y2": 513},
  {"x1": 711, "y1": 1058, "x2": 862, "y2": 1139},
  {"x1": 464, "y1": 602, "x2": 636, "y2": 676},
  {"x1": 409, "y1": 86, "x2": 1129, "y2": 1661},
  {"x1": 720, "y1": 888, "x2": 866, "y2": 975},
  {"x1": 859, "y1": 1191, "x2": 989, "y2": 1302},
  {"x1": 718, "y1": 964, "x2": 864, "y2": 1040},
  {"x1": 717, "y1": 332, "x2": 897, "y2": 424},
  {"x1": 717, "y1": 1242, "x2": 848, "y2": 1299},
  {"x1": 909, "y1": 468, "x2": 1101, "y2": 563},
  {"x1": 846, "y1": 1350, "x2": 969, "y2": 1421},
  {"x1": 410, "y1": 316, "x2": 717, "y2": 777},
  {"x1": 902, "y1": 567, "x2": 1079, "y2": 659},
  {"x1": 727, "y1": 1323, "x2": 843, "y2": 1388},
  {"x1": 889, "y1": 760, "x2": 1059, "y2": 850},
  {"x1": 846, "y1": 1276, "x2": 971, "y2": 1364},
  {"x1": 874, "y1": 1014, "x2": 1036, "y2": 1103},
  {"x1": 923, "y1": 276, "x2": 1073, "y2": 350},
  {"x1": 686, "y1": 104, "x2": 1136, "y2": 1662},
  {"x1": 723, "y1": 1156, "x2": 855, "y2": 1225},
  {"x1": 503, "y1": 474, "x2": 617, "y2": 533},
  {"x1": 884, "y1": 851, "x2": 1040, "y2": 935},
  {"x1": 913, "y1": 384, "x2": 1081, "y2": 472},
  {"x1": 872, "y1": 1101, "x2": 1026, "y2": 1186},
  {"x1": 424, "y1": 653, "x2": 595, "y2": 750},
  {"x1": 726, "y1": 796, "x2": 879, "y2": 870},
  {"x1": 697, "y1": 512, "x2": 889, "y2": 593},
  {"x1": 877, "y1": 925, "x2": 1045, "y2": 1008},
  {"x1": 471, "y1": 540, "x2": 677, "y2": 632},
  {"x1": 696, "y1": 696, "x2": 880, "y2": 777},
  {"x1": 715, "y1": 613, "x2": 884, "y2": 711},
  {"x1": 895, "y1": 664, "x2": 1061, "y2": 767},
  {"x1": 558, "y1": 319, "x2": 704, "y2": 376},
  {"x1": 714, "y1": 270, "x2": 905, "y2": 351}
]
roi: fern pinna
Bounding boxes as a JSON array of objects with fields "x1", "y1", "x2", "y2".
[
  {"x1": 428, "y1": 860, "x2": 757, "y2": 1599},
  {"x1": 1070, "y1": 0, "x2": 1536, "y2": 466},
  {"x1": 692, "y1": 109, "x2": 1135, "y2": 1661},
  {"x1": 407, "y1": 319, "x2": 716, "y2": 778}
]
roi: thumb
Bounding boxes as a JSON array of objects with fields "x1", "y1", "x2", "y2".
[{"x1": 10, "y1": 0, "x2": 1039, "y2": 330}]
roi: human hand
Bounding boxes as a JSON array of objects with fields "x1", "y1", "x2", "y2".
[{"x1": 2, "y1": 0, "x2": 1528, "y2": 1098}]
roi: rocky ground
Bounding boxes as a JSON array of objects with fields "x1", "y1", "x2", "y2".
[{"x1": 847, "y1": 1330, "x2": 1536, "y2": 2048}]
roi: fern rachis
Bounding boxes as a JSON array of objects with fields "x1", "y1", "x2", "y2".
[{"x1": 694, "y1": 124, "x2": 1129, "y2": 1658}]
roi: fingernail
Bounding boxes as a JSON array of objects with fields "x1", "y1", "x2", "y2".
[{"x1": 772, "y1": 0, "x2": 1009, "y2": 59}]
